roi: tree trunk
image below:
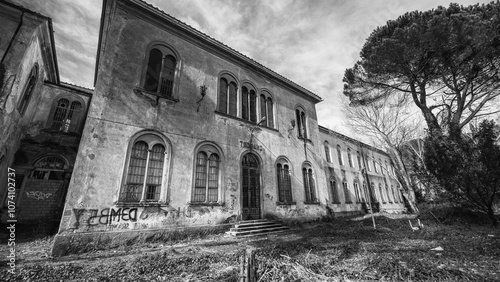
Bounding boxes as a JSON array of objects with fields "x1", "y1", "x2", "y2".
[
  {"x1": 386, "y1": 146, "x2": 420, "y2": 214},
  {"x1": 487, "y1": 207, "x2": 498, "y2": 227}
]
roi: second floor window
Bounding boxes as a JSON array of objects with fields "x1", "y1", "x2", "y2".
[
  {"x1": 144, "y1": 45, "x2": 177, "y2": 98},
  {"x1": 50, "y1": 98, "x2": 83, "y2": 133},
  {"x1": 296, "y1": 107, "x2": 307, "y2": 138}
]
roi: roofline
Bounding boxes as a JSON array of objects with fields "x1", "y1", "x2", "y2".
[
  {"x1": 47, "y1": 17, "x2": 60, "y2": 84},
  {"x1": 2, "y1": 1, "x2": 52, "y2": 21},
  {"x1": 44, "y1": 80, "x2": 94, "y2": 97},
  {"x1": 318, "y1": 125, "x2": 389, "y2": 156},
  {"x1": 94, "y1": 0, "x2": 108, "y2": 87},
  {"x1": 95, "y1": 0, "x2": 323, "y2": 103}
]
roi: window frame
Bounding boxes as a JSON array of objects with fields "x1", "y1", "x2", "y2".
[
  {"x1": 295, "y1": 106, "x2": 308, "y2": 139},
  {"x1": 190, "y1": 141, "x2": 224, "y2": 205},
  {"x1": 302, "y1": 162, "x2": 317, "y2": 203},
  {"x1": 118, "y1": 131, "x2": 171, "y2": 206},
  {"x1": 347, "y1": 148, "x2": 353, "y2": 167},
  {"x1": 276, "y1": 157, "x2": 294, "y2": 204},
  {"x1": 259, "y1": 89, "x2": 275, "y2": 128},
  {"x1": 337, "y1": 145, "x2": 344, "y2": 166},
  {"x1": 140, "y1": 42, "x2": 181, "y2": 101},
  {"x1": 324, "y1": 141, "x2": 331, "y2": 163},
  {"x1": 241, "y1": 82, "x2": 258, "y2": 123},
  {"x1": 46, "y1": 94, "x2": 86, "y2": 134},
  {"x1": 343, "y1": 179, "x2": 352, "y2": 204}
]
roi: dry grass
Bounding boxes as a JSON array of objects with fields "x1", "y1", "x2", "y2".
[{"x1": 1, "y1": 207, "x2": 499, "y2": 281}]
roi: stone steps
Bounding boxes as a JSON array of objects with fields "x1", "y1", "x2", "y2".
[{"x1": 226, "y1": 219, "x2": 289, "y2": 237}]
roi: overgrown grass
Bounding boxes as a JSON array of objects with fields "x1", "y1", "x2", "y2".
[{"x1": 1, "y1": 207, "x2": 499, "y2": 281}]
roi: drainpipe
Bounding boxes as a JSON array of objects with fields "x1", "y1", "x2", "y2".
[{"x1": 1, "y1": 11, "x2": 24, "y2": 65}]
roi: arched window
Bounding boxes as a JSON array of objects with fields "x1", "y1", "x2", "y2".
[
  {"x1": 370, "y1": 182, "x2": 377, "y2": 203},
  {"x1": 379, "y1": 183, "x2": 385, "y2": 203},
  {"x1": 31, "y1": 155, "x2": 68, "y2": 180},
  {"x1": 18, "y1": 64, "x2": 38, "y2": 116},
  {"x1": 241, "y1": 84, "x2": 257, "y2": 122},
  {"x1": 385, "y1": 160, "x2": 389, "y2": 176},
  {"x1": 218, "y1": 73, "x2": 237, "y2": 116},
  {"x1": 373, "y1": 159, "x2": 378, "y2": 173},
  {"x1": 324, "y1": 141, "x2": 331, "y2": 163},
  {"x1": 143, "y1": 45, "x2": 178, "y2": 98},
  {"x1": 387, "y1": 185, "x2": 393, "y2": 203},
  {"x1": 259, "y1": 91, "x2": 274, "y2": 128},
  {"x1": 337, "y1": 145, "x2": 343, "y2": 166},
  {"x1": 121, "y1": 133, "x2": 169, "y2": 203},
  {"x1": 379, "y1": 158, "x2": 384, "y2": 175},
  {"x1": 295, "y1": 107, "x2": 307, "y2": 138},
  {"x1": 302, "y1": 163, "x2": 316, "y2": 202},
  {"x1": 357, "y1": 151, "x2": 361, "y2": 169},
  {"x1": 343, "y1": 179, "x2": 351, "y2": 203},
  {"x1": 353, "y1": 181, "x2": 361, "y2": 203},
  {"x1": 366, "y1": 157, "x2": 371, "y2": 171},
  {"x1": 347, "y1": 148, "x2": 353, "y2": 167},
  {"x1": 193, "y1": 143, "x2": 222, "y2": 203},
  {"x1": 49, "y1": 97, "x2": 84, "y2": 133},
  {"x1": 362, "y1": 181, "x2": 367, "y2": 203},
  {"x1": 276, "y1": 158, "x2": 293, "y2": 203}
]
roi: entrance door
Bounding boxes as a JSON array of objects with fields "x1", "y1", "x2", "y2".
[{"x1": 241, "y1": 153, "x2": 260, "y2": 220}]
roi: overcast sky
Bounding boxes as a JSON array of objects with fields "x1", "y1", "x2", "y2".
[{"x1": 11, "y1": 0, "x2": 491, "y2": 139}]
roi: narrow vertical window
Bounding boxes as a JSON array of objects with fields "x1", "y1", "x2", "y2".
[
  {"x1": 379, "y1": 183, "x2": 385, "y2": 203},
  {"x1": 302, "y1": 166, "x2": 316, "y2": 202},
  {"x1": 373, "y1": 159, "x2": 378, "y2": 173},
  {"x1": 337, "y1": 145, "x2": 343, "y2": 166},
  {"x1": 160, "y1": 55, "x2": 176, "y2": 97},
  {"x1": 357, "y1": 152, "x2": 361, "y2": 169},
  {"x1": 18, "y1": 64, "x2": 38, "y2": 116},
  {"x1": 260, "y1": 94, "x2": 267, "y2": 126},
  {"x1": 330, "y1": 178, "x2": 339, "y2": 203},
  {"x1": 266, "y1": 97, "x2": 274, "y2": 128},
  {"x1": 249, "y1": 90, "x2": 257, "y2": 122},
  {"x1": 242, "y1": 87, "x2": 249, "y2": 120},
  {"x1": 145, "y1": 144, "x2": 165, "y2": 201},
  {"x1": 354, "y1": 182, "x2": 361, "y2": 203},
  {"x1": 51, "y1": 99, "x2": 69, "y2": 131},
  {"x1": 124, "y1": 141, "x2": 149, "y2": 202},
  {"x1": 386, "y1": 185, "x2": 393, "y2": 203},
  {"x1": 277, "y1": 161, "x2": 292, "y2": 203},
  {"x1": 348, "y1": 148, "x2": 353, "y2": 167},
  {"x1": 296, "y1": 109, "x2": 302, "y2": 137},
  {"x1": 219, "y1": 78, "x2": 228, "y2": 114},
  {"x1": 228, "y1": 82, "x2": 237, "y2": 116},
  {"x1": 343, "y1": 181, "x2": 351, "y2": 203},
  {"x1": 207, "y1": 154, "x2": 219, "y2": 202},
  {"x1": 145, "y1": 48, "x2": 162, "y2": 92},
  {"x1": 324, "y1": 142, "x2": 331, "y2": 163},
  {"x1": 194, "y1": 152, "x2": 208, "y2": 202}
]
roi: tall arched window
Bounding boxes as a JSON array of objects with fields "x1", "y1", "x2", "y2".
[
  {"x1": 373, "y1": 159, "x2": 378, "y2": 173},
  {"x1": 379, "y1": 158, "x2": 384, "y2": 175},
  {"x1": 357, "y1": 152, "x2": 361, "y2": 169},
  {"x1": 347, "y1": 148, "x2": 353, "y2": 167},
  {"x1": 121, "y1": 133, "x2": 169, "y2": 203},
  {"x1": 295, "y1": 107, "x2": 307, "y2": 138},
  {"x1": 18, "y1": 64, "x2": 38, "y2": 116},
  {"x1": 353, "y1": 181, "x2": 361, "y2": 203},
  {"x1": 193, "y1": 143, "x2": 222, "y2": 203},
  {"x1": 143, "y1": 45, "x2": 178, "y2": 98},
  {"x1": 379, "y1": 183, "x2": 385, "y2": 203},
  {"x1": 324, "y1": 141, "x2": 331, "y2": 163},
  {"x1": 343, "y1": 179, "x2": 352, "y2": 203},
  {"x1": 218, "y1": 73, "x2": 238, "y2": 116},
  {"x1": 387, "y1": 185, "x2": 393, "y2": 203},
  {"x1": 337, "y1": 145, "x2": 343, "y2": 166},
  {"x1": 276, "y1": 158, "x2": 293, "y2": 203},
  {"x1": 259, "y1": 91, "x2": 274, "y2": 128},
  {"x1": 302, "y1": 163, "x2": 316, "y2": 202},
  {"x1": 49, "y1": 97, "x2": 84, "y2": 133},
  {"x1": 370, "y1": 182, "x2": 377, "y2": 203},
  {"x1": 241, "y1": 84, "x2": 257, "y2": 122}
]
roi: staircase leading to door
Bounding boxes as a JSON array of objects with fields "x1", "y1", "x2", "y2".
[{"x1": 226, "y1": 219, "x2": 289, "y2": 237}]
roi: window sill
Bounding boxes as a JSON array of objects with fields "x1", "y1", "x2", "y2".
[
  {"x1": 331, "y1": 201, "x2": 341, "y2": 205},
  {"x1": 135, "y1": 87, "x2": 179, "y2": 105},
  {"x1": 214, "y1": 111, "x2": 279, "y2": 132},
  {"x1": 115, "y1": 201, "x2": 169, "y2": 207},
  {"x1": 188, "y1": 202, "x2": 224, "y2": 207},
  {"x1": 345, "y1": 201, "x2": 353, "y2": 204},
  {"x1": 276, "y1": 201, "x2": 296, "y2": 206},
  {"x1": 304, "y1": 201, "x2": 320, "y2": 205},
  {"x1": 297, "y1": 136, "x2": 313, "y2": 144}
]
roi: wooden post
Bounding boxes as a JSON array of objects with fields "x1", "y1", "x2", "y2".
[{"x1": 240, "y1": 248, "x2": 256, "y2": 282}]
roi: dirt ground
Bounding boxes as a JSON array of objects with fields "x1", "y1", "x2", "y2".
[{"x1": 1, "y1": 208, "x2": 499, "y2": 281}]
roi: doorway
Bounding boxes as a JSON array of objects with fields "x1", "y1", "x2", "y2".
[{"x1": 241, "y1": 153, "x2": 261, "y2": 220}]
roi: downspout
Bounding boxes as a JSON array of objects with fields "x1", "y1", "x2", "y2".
[{"x1": 1, "y1": 11, "x2": 24, "y2": 64}]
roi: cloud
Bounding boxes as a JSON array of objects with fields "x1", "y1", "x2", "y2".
[{"x1": 8, "y1": 0, "x2": 494, "y2": 136}]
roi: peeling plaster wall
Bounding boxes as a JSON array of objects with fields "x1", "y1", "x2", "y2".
[
  {"x1": 319, "y1": 128, "x2": 407, "y2": 215},
  {"x1": 56, "y1": 1, "x2": 328, "y2": 237}
]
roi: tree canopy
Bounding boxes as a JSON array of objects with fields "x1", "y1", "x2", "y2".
[{"x1": 343, "y1": 2, "x2": 500, "y2": 139}]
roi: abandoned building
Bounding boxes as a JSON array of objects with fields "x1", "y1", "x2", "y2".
[{"x1": 0, "y1": 0, "x2": 407, "y2": 255}]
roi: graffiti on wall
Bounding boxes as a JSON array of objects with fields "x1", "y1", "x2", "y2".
[{"x1": 26, "y1": 191, "x2": 52, "y2": 200}]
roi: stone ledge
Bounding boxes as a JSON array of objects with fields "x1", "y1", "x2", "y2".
[{"x1": 51, "y1": 224, "x2": 230, "y2": 257}]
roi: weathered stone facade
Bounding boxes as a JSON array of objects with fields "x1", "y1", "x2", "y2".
[{"x1": 0, "y1": 2, "x2": 91, "y2": 226}]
